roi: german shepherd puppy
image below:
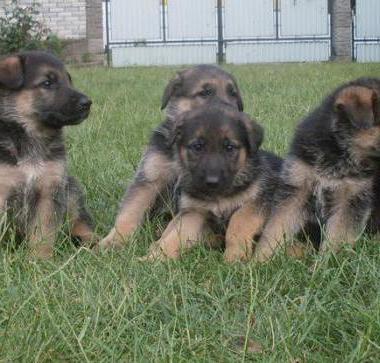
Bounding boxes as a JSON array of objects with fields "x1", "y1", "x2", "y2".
[
  {"x1": 254, "y1": 78, "x2": 380, "y2": 262},
  {"x1": 141, "y1": 105, "x2": 283, "y2": 261},
  {"x1": 0, "y1": 51, "x2": 95, "y2": 258},
  {"x1": 99, "y1": 65, "x2": 244, "y2": 249}
]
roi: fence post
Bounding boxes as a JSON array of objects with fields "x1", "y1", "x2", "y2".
[
  {"x1": 331, "y1": 0, "x2": 353, "y2": 61},
  {"x1": 85, "y1": 0, "x2": 104, "y2": 64},
  {"x1": 217, "y1": 0, "x2": 224, "y2": 64},
  {"x1": 104, "y1": 0, "x2": 111, "y2": 66}
]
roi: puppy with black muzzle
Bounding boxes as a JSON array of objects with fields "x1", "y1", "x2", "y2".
[
  {"x1": 140, "y1": 104, "x2": 283, "y2": 261},
  {"x1": 254, "y1": 78, "x2": 380, "y2": 263},
  {"x1": 100, "y1": 65, "x2": 244, "y2": 249},
  {"x1": 0, "y1": 51, "x2": 95, "y2": 258}
]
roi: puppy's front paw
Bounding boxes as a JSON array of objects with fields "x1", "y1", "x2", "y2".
[
  {"x1": 97, "y1": 228, "x2": 125, "y2": 251},
  {"x1": 224, "y1": 247, "x2": 251, "y2": 263},
  {"x1": 253, "y1": 245, "x2": 273, "y2": 263},
  {"x1": 139, "y1": 242, "x2": 180, "y2": 262},
  {"x1": 30, "y1": 244, "x2": 54, "y2": 259},
  {"x1": 138, "y1": 250, "x2": 164, "y2": 262},
  {"x1": 285, "y1": 242, "x2": 308, "y2": 259}
]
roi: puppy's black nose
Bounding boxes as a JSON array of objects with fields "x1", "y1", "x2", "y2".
[
  {"x1": 78, "y1": 96, "x2": 92, "y2": 111},
  {"x1": 205, "y1": 175, "x2": 220, "y2": 188}
]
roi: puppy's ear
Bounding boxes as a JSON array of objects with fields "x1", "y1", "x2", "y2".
[
  {"x1": 231, "y1": 75, "x2": 244, "y2": 111},
  {"x1": 161, "y1": 72, "x2": 183, "y2": 110},
  {"x1": 0, "y1": 55, "x2": 24, "y2": 90},
  {"x1": 238, "y1": 113, "x2": 264, "y2": 155},
  {"x1": 168, "y1": 112, "x2": 187, "y2": 147},
  {"x1": 335, "y1": 86, "x2": 379, "y2": 130}
]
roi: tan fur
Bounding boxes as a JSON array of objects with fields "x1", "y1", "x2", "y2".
[
  {"x1": 13, "y1": 91, "x2": 59, "y2": 138},
  {"x1": 37, "y1": 161, "x2": 65, "y2": 191},
  {"x1": 71, "y1": 221, "x2": 95, "y2": 244},
  {"x1": 224, "y1": 202, "x2": 265, "y2": 262},
  {"x1": 0, "y1": 161, "x2": 65, "y2": 205},
  {"x1": 142, "y1": 151, "x2": 176, "y2": 182},
  {"x1": 169, "y1": 79, "x2": 238, "y2": 116},
  {"x1": 141, "y1": 210, "x2": 207, "y2": 260},
  {"x1": 335, "y1": 86, "x2": 378, "y2": 134},
  {"x1": 285, "y1": 241, "x2": 309, "y2": 259},
  {"x1": 191, "y1": 79, "x2": 222, "y2": 94},
  {"x1": 237, "y1": 148, "x2": 247, "y2": 170},
  {"x1": 35, "y1": 65, "x2": 67, "y2": 84},
  {"x1": 27, "y1": 162, "x2": 65, "y2": 258},
  {"x1": 100, "y1": 185, "x2": 163, "y2": 249},
  {"x1": 179, "y1": 146, "x2": 187, "y2": 165},
  {"x1": 66, "y1": 193, "x2": 96, "y2": 245},
  {"x1": 116, "y1": 185, "x2": 162, "y2": 230},
  {"x1": 180, "y1": 182, "x2": 260, "y2": 220},
  {"x1": 100, "y1": 152, "x2": 177, "y2": 249},
  {"x1": 173, "y1": 99, "x2": 193, "y2": 114},
  {"x1": 192, "y1": 79, "x2": 235, "y2": 105},
  {"x1": 353, "y1": 127, "x2": 380, "y2": 156},
  {"x1": 0, "y1": 56, "x2": 23, "y2": 86},
  {"x1": 335, "y1": 86, "x2": 375, "y2": 111},
  {"x1": 28, "y1": 196, "x2": 57, "y2": 259},
  {"x1": 320, "y1": 178, "x2": 372, "y2": 252},
  {"x1": 14, "y1": 90, "x2": 38, "y2": 129},
  {"x1": 0, "y1": 165, "x2": 24, "y2": 208},
  {"x1": 254, "y1": 159, "x2": 313, "y2": 262},
  {"x1": 6, "y1": 161, "x2": 66, "y2": 258},
  {"x1": 195, "y1": 126, "x2": 205, "y2": 138},
  {"x1": 336, "y1": 86, "x2": 380, "y2": 158},
  {"x1": 0, "y1": 56, "x2": 19, "y2": 71}
]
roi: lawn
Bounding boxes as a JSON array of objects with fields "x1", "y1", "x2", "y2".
[{"x1": 1, "y1": 62, "x2": 380, "y2": 362}]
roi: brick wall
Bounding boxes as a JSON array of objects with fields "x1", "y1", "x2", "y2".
[
  {"x1": 0, "y1": 0, "x2": 103, "y2": 62},
  {"x1": 0, "y1": 0, "x2": 87, "y2": 39}
]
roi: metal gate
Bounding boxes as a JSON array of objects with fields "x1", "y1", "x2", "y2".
[
  {"x1": 105, "y1": 0, "x2": 331, "y2": 67},
  {"x1": 353, "y1": 0, "x2": 380, "y2": 62}
]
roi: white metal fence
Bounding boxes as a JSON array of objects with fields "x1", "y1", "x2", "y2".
[
  {"x1": 105, "y1": 0, "x2": 331, "y2": 67},
  {"x1": 353, "y1": 0, "x2": 380, "y2": 62}
]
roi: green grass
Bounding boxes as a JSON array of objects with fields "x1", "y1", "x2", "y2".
[{"x1": 1, "y1": 62, "x2": 380, "y2": 362}]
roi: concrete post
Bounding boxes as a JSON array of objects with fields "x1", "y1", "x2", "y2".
[
  {"x1": 331, "y1": 0, "x2": 353, "y2": 61},
  {"x1": 86, "y1": 0, "x2": 104, "y2": 63}
]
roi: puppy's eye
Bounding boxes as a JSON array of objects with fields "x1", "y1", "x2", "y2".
[
  {"x1": 229, "y1": 88, "x2": 237, "y2": 97},
  {"x1": 198, "y1": 88, "x2": 213, "y2": 98},
  {"x1": 224, "y1": 142, "x2": 238, "y2": 152},
  {"x1": 227, "y1": 85, "x2": 238, "y2": 97},
  {"x1": 40, "y1": 79, "x2": 54, "y2": 89},
  {"x1": 188, "y1": 142, "x2": 204, "y2": 152}
]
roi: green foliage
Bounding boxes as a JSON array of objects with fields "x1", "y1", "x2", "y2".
[
  {"x1": 44, "y1": 33, "x2": 64, "y2": 57},
  {"x1": 81, "y1": 52, "x2": 93, "y2": 63},
  {"x1": 0, "y1": 0, "x2": 64, "y2": 55}
]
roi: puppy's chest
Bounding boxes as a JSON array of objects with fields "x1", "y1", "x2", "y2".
[
  {"x1": 1, "y1": 158, "x2": 67, "y2": 195},
  {"x1": 0, "y1": 131, "x2": 67, "y2": 190},
  {"x1": 180, "y1": 184, "x2": 260, "y2": 220},
  {"x1": 315, "y1": 145, "x2": 376, "y2": 179},
  {"x1": 312, "y1": 175, "x2": 372, "y2": 212},
  {"x1": 21, "y1": 161, "x2": 64, "y2": 187}
]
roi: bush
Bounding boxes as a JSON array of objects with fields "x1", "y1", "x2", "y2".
[
  {"x1": 0, "y1": 0, "x2": 64, "y2": 56},
  {"x1": 44, "y1": 34, "x2": 64, "y2": 57}
]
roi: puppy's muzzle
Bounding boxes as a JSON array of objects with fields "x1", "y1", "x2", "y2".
[
  {"x1": 205, "y1": 175, "x2": 221, "y2": 189},
  {"x1": 77, "y1": 95, "x2": 92, "y2": 113}
]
